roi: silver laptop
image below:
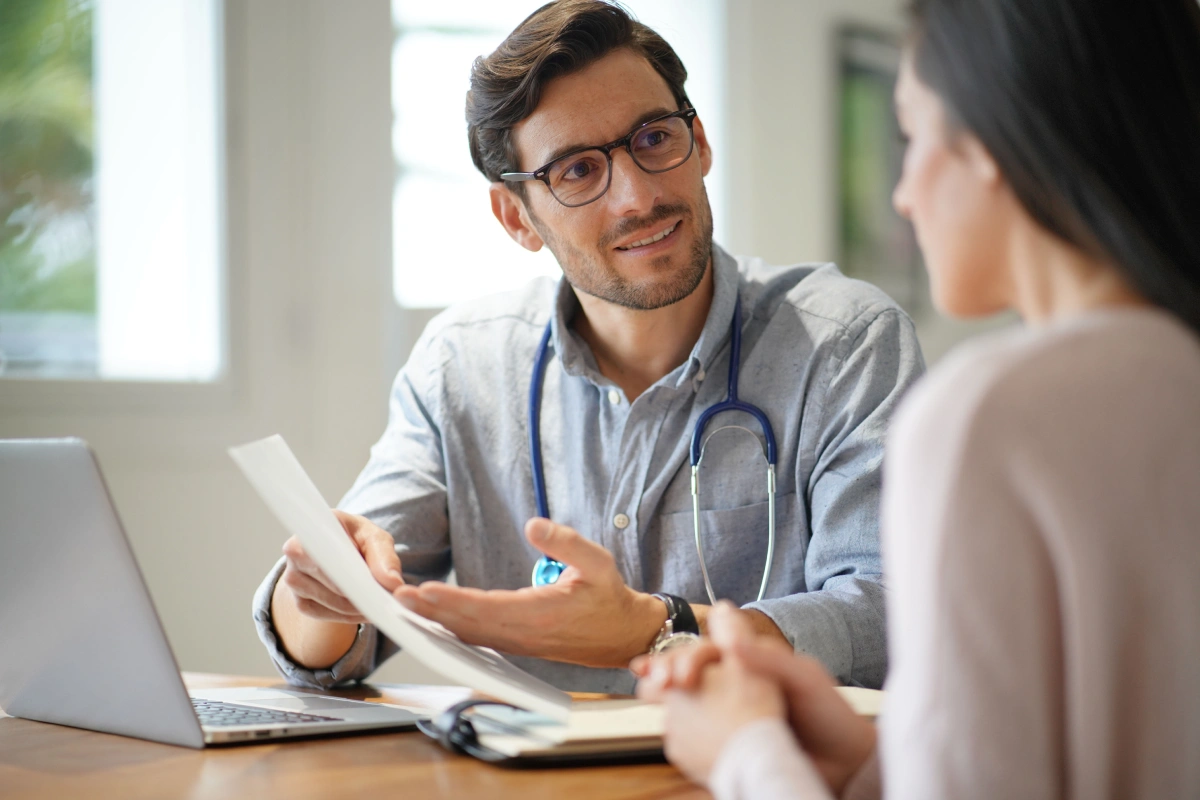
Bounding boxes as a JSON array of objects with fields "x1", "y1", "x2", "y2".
[{"x1": 0, "y1": 438, "x2": 421, "y2": 747}]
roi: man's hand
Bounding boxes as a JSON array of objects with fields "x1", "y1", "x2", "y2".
[
  {"x1": 271, "y1": 510, "x2": 404, "y2": 668},
  {"x1": 392, "y1": 518, "x2": 666, "y2": 668},
  {"x1": 279, "y1": 510, "x2": 404, "y2": 622}
]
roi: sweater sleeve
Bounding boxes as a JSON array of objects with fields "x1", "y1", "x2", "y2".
[{"x1": 709, "y1": 718, "x2": 836, "y2": 800}]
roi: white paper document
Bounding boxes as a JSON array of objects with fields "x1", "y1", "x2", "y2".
[{"x1": 229, "y1": 434, "x2": 574, "y2": 722}]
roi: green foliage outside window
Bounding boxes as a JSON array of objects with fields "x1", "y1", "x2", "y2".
[{"x1": 0, "y1": 0, "x2": 95, "y2": 313}]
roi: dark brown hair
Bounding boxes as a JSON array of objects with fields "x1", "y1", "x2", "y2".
[
  {"x1": 466, "y1": 0, "x2": 689, "y2": 192},
  {"x1": 908, "y1": 0, "x2": 1200, "y2": 333}
]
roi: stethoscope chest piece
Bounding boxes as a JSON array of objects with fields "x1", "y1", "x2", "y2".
[{"x1": 531, "y1": 555, "x2": 566, "y2": 586}]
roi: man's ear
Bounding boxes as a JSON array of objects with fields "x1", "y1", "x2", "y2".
[
  {"x1": 693, "y1": 115, "x2": 714, "y2": 178},
  {"x1": 490, "y1": 183, "x2": 545, "y2": 252}
]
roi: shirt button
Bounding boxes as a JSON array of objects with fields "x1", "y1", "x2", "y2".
[
  {"x1": 613, "y1": 513, "x2": 630, "y2": 530},
  {"x1": 607, "y1": 389, "x2": 621, "y2": 405},
  {"x1": 695, "y1": 368, "x2": 706, "y2": 382}
]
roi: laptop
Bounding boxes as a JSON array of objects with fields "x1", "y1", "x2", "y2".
[{"x1": 0, "y1": 438, "x2": 422, "y2": 747}]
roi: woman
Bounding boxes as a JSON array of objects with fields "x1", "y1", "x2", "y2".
[{"x1": 634, "y1": 0, "x2": 1200, "y2": 797}]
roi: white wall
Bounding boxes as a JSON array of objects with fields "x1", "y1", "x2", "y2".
[
  {"x1": 1, "y1": 0, "x2": 997, "y2": 685},
  {"x1": 723, "y1": 0, "x2": 903, "y2": 262}
]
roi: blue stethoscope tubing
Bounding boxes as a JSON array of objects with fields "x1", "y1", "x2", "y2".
[
  {"x1": 528, "y1": 321, "x2": 560, "y2": 586},
  {"x1": 528, "y1": 298, "x2": 778, "y2": 604}
]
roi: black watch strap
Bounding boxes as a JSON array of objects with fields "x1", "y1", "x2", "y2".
[{"x1": 651, "y1": 593, "x2": 700, "y2": 636}]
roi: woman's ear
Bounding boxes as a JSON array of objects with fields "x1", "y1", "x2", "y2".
[
  {"x1": 490, "y1": 183, "x2": 545, "y2": 252},
  {"x1": 961, "y1": 133, "x2": 1001, "y2": 188}
]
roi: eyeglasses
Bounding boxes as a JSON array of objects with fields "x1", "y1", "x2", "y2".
[{"x1": 500, "y1": 108, "x2": 698, "y2": 208}]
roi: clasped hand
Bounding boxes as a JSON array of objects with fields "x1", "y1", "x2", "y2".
[
  {"x1": 632, "y1": 601, "x2": 877, "y2": 792},
  {"x1": 278, "y1": 511, "x2": 664, "y2": 669}
]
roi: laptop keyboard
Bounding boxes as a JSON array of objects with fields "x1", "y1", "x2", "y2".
[{"x1": 192, "y1": 698, "x2": 341, "y2": 728}]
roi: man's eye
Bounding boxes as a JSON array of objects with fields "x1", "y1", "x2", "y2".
[
  {"x1": 637, "y1": 129, "x2": 669, "y2": 149},
  {"x1": 558, "y1": 158, "x2": 599, "y2": 182}
]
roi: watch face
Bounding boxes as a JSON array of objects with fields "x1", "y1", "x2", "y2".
[{"x1": 652, "y1": 631, "x2": 702, "y2": 654}]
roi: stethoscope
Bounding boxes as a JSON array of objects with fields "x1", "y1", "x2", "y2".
[{"x1": 528, "y1": 297, "x2": 777, "y2": 605}]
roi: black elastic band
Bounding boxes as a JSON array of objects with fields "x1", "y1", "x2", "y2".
[{"x1": 651, "y1": 592, "x2": 700, "y2": 636}]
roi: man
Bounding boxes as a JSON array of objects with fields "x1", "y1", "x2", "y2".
[{"x1": 253, "y1": 0, "x2": 923, "y2": 694}]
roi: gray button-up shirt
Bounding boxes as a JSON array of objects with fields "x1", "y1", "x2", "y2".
[{"x1": 253, "y1": 245, "x2": 924, "y2": 692}]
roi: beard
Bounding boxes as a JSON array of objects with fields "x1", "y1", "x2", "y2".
[{"x1": 530, "y1": 184, "x2": 715, "y2": 311}]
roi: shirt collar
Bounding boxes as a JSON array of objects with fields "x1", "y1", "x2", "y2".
[
  {"x1": 549, "y1": 278, "x2": 595, "y2": 379},
  {"x1": 548, "y1": 243, "x2": 742, "y2": 388},
  {"x1": 681, "y1": 243, "x2": 740, "y2": 388}
]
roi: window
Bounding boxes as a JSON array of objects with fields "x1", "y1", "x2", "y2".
[
  {"x1": 390, "y1": 0, "x2": 726, "y2": 309},
  {"x1": 0, "y1": 0, "x2": 223, "y2": 382}
]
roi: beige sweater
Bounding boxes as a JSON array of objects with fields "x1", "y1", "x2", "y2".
[{"x1": 710, "y1": 308, "x2": 1200, "y2": 799}]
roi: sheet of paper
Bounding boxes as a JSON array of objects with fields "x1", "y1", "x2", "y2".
[
  {"x1": 372, "y1": 684, "x2": 475, "y2": 716},
  {"x1": 229, "y1": 434, "x2": 572, "y2": 722},
  {"x1": 836, "y1": 686, "x2": 883, "y2": 719}
]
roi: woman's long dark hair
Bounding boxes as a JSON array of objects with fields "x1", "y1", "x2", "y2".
[{"x1": 908, "y1": 0, "x2": 1200, "y2": 333}]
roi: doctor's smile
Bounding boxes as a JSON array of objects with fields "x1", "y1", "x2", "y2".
[{"x1": 612, "y1": 218, "x2": 680, "y2": 253}]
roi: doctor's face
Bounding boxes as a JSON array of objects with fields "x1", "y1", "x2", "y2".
[{"x1": 499, "y1": 48, "x2": 715, "y2": 311}]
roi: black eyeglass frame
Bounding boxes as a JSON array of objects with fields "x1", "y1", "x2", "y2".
[{"x1": 499, "y1": 107, "x2": 699, "y2": 208}]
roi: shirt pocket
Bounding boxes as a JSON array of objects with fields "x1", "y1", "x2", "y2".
[{"x1": 647, "y1": 493, "x2": 800, "y2": 608}]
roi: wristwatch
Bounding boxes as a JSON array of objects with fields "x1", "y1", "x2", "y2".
[{"x1": 649, "y1": 593, "x2": 701, "y2": 654}]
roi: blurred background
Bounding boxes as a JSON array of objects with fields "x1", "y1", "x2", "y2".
[{"x1": 0, "y1": 0, "x2": 1009, "y2": 683}]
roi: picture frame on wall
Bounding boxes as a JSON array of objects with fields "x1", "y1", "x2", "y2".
[{"x1": 836, "y1": 27, "x2": 926, "y2": 317}]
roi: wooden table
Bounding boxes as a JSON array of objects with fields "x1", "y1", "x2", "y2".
[{"x1": 0, "y1": 673, "x2": 707, "y2": 800}]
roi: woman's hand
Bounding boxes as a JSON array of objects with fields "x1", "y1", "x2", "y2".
[
  {"x1": 663, "y1": 657, "x2": 786, "y2": 784},
  {"x1": 639, "y1": 642, "x2": 786, "y2": 783},
  {"x1": 635, "y1": 602, "x2": 878, "y2": 794},
  {"x1": 635, "y1": 604, "x2": 784, "y2": 783},
  {"x1": 724, "y1": 628, "x2": 877, "y2": 793}
]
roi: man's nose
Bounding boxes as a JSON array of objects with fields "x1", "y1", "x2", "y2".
[{"x1": 605, "y1": 148, "x2": 662, "y2": 214}]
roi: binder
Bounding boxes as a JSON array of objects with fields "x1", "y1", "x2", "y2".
[
  {"x1": 418, "y1": 688, "x2": 883, "y2": 767},
  {"x1": 417, "y1": 699, "x2": 666, "y2": 767}
]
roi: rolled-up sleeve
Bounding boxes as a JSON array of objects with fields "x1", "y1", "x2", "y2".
[
  {"x1": 250, "y1": 327, "x2": 453, "y2": 688},
  {"x1": 746, "y1": 308, "x2": 924, "y2": 689},
  {"x1": 251, "y1": 557, "x2": 393, "y2": 687}
]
